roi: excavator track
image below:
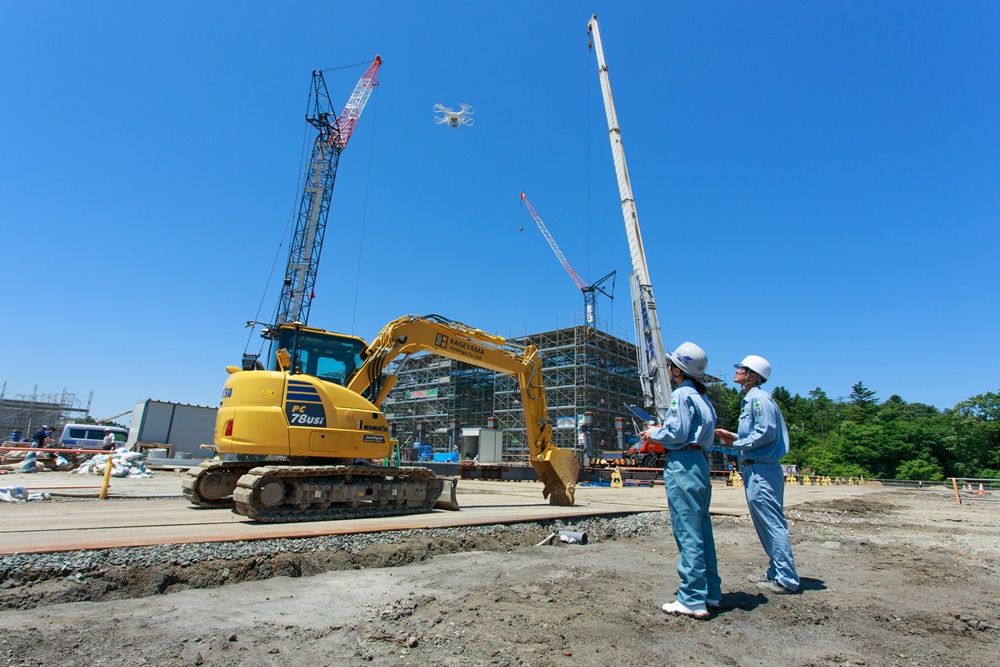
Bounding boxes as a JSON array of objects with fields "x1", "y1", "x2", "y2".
[
  {"x1": 232, "y1": 465, "x2": 441, "y2": 523},
  {"x1": 181, "y1": 460, "x2": 261, "y2": 509}
]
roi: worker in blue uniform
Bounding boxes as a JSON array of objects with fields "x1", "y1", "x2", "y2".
[
  {"x1": 640, "y1": 342, "x2": 721, "y2": 619},
  {"x1": 716, "y1": 355, "x2": 800, "y2": 595}
]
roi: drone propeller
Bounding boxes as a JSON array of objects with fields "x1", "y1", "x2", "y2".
[{"x1": 433, "y1": 103, "x2": 448, "y2": 113}]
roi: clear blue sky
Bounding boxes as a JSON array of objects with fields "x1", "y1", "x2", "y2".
[{"x1": 2, "y1": 2, "x2": 997, "y2": 424}]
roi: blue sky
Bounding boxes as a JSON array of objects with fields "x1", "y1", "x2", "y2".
[{"x1": 2, "y1": 2, "x2": 997, "y2": 423}]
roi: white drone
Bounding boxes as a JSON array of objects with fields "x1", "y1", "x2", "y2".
[{"x1": 433, "y1": 103, "x2": 475, "y2": 128}]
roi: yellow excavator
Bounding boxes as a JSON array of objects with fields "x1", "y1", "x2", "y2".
[{"x1": 182, "y1": 314, "x2": 580, "y2": 522}]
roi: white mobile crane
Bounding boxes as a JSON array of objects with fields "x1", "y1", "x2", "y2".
[{"x1": 587, "y1": 15, "x2": 673, "y2": 423}]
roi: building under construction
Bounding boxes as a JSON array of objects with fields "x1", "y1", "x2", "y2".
[
  {"x1": 383, "y1": 319, "x2": 644, "y2": 463},
  {"x1": 0, "y1": 387, "x2": 92, "y2": 442}
]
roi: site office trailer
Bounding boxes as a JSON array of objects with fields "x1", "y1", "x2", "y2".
[{"x1": 126, "y1": 400, "x2": 217, "y2": 459}]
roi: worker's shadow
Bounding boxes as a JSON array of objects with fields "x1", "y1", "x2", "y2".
[
  {"x1": 797, "y1": 577, "x2": 827, "y2": 593},
  {"x1": 713, "y1": 578, "x2": 827, "y2": 615}
]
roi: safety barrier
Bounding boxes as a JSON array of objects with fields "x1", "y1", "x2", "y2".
[
  {"x1": 727, "y1": 471, "x2": 868, "y2": 487},
  {"x1": 949, "y1": 478, "x2": 999, "y2": 505}
]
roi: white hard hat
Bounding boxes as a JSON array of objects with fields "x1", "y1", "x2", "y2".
[
  {"x1": 735, "y1": 355, "x2": 771, "y2": 381},
  {"x1": 668, "y1": 342, "x2": 708, "y2": 379}
]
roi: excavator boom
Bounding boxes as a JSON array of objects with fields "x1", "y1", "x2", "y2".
[{"x1": 348, "y1": 314, "x2": 578, "y2": 505}]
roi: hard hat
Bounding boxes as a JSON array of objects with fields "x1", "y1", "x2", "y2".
[
  {"x1": 735, "y1": 355, "x2": 771, "y2": 381},
  {"x1": 104, "y1": 428, "x2": 112, "y2": 432},
  {"x1": 668, "y1": 342, "x2": 708, "y2": 379}
]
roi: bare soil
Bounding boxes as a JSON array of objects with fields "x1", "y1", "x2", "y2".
[{"x1": 0, "y1": 489, "x2": 997, "y2": 666}]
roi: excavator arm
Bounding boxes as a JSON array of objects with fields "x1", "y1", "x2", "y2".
[{"x1": 346, "y1": 314, "x2": 578, "y2": 506}]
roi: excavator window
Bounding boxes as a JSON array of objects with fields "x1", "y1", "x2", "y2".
[{"x1": 270, "y1": 327, "x2": 364, "y2": 385}]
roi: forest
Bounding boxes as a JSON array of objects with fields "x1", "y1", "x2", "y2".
[{"x1": 711, "y1": 382, "x2": 1000, "y2": 481}]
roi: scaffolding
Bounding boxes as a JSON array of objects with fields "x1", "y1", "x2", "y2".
[
  {"x1": 383, "y1": 321, "x2": 643, "y2": 463},
  {"x1": 0, "y1": 385, "x2": 93, "y2": 441}
]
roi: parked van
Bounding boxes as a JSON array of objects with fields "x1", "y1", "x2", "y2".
[{"x1": 59, "y1": 424, "x2": 129, "y2": 450}]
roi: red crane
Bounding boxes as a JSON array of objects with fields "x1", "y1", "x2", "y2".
[{"x1": 520, "y1": 192, "x2": 615, "y2": 328}]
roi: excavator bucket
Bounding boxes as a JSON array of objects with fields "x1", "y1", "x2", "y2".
[
  {"x1": 533, "y1": 446, "x2": 579, "y2": 506},
  {"x1": 434, "y1": 476, "x2": 460, "y2": 511}
]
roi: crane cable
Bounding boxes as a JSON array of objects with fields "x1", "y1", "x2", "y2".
[
  {"x1": 350, "y1": 84, "x2": 380, "y2": 336},
  {"x1": 244, "y1": 59, "x2": 374, "y2": 357},
  {"x1": 245, "y1": 106, "x2": 314, "y2": 358}
]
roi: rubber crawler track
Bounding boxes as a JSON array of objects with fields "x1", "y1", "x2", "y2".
[
  {"x1": 181, "y1": 461, "x2": 260, "y2": 509},
  {"x1": 232, "y1": 465, "x2": 441, "y2": 523}
]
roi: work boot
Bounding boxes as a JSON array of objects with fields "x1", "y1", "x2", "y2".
[
  {"x1": 747, "y1": 573, "x2": 771, "y2": 583},
  {"x1": 661, "y1": 600, "x2": 709, "y2": 619},
  {"x1": 707, "y1": 598, "x2": 722, "y2": 608},
  {"x1": 756, "y1": 579, "x2": 794, "y2": 595}
]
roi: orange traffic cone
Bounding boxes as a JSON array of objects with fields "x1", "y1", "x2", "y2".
[{"x1": 978, "y1": 483, "x2": 985, "y2": 496}]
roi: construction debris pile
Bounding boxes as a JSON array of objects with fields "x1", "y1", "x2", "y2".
[
  {"x1": 75, "y1": 450, "x2": 153, "y2": 478},
  {"x1": 0, "y1": 486, "x2": 50, "y2": 503},
  {"x1": 0, "y1": 448, "x2": 153, "y2": 478}
]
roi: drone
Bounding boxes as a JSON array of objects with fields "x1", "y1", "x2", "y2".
[{"x1": 433, "y1": 103, "x2": 475, "y2": 128}]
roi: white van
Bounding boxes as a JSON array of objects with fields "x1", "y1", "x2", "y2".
[{"x1": 59, "y1": 424, "x2": 129, "y2": 450}]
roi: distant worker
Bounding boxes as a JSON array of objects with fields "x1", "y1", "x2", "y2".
[
  {"x1": 639, "y1": 342, "x2": 721, "y2": 619},
  {"x1": 102, "y1": 428, "x2": 116, "y2": 451},
  {"x1": 715, "y1": 355, "x2": 799, "y2": 596},
  {"x1": 30, "y1": 425, "x2": 50, "y2": 449}
]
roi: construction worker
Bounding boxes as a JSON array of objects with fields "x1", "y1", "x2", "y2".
[
  {"x1": 30, "y1": 426, "x2": 50, "y2": 449},
  {"x1": 715, "y1": 355, "x2": 800, "y2": 595},
  {"x1": 639, "y1": 342, "x2": 721, "y2": 619}
]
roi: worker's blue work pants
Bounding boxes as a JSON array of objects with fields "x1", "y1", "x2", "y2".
[
  {"x1": 743, "y1": 462, "x2": 799, "y2": 591},
  {"x1": 664, "y1": 450, "x2": 721, "y2": 607}
]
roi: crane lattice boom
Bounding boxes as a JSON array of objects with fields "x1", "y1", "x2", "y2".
[
  {"x1": 275, "y1": 56, "x2": 382, "y2": 329},
  {"x1": 520, "y1": 192, "x2": 614, "y2": 329},
  {"x1": 520, "y1": 193, "x2": 588, "y2": 291}
]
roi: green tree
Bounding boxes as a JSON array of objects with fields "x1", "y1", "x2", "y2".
[
  {"x1": 847, "y1": 381, "x2": 879, "y2": 422},
  {"x1": 896, "y1": 458, "x2": 944, "y2": 481},
  {"x1": 947, "y1": 391, "x2": 1000, "y2": 477}
]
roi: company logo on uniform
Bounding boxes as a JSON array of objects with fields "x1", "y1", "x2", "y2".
[{"x1": 753, "y1": 400, "x2": 762, "y2": 415}]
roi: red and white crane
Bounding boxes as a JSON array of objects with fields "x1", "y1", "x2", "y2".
[
  {"x1": 274, "y1": 56, "x2": 382, "y2": 330},
  {"x1": 520, "y1": 192, "x2": 614, "y2": 329}
]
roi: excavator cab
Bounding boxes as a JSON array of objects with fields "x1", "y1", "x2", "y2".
[{"x1": 267, "y1": 324, "x2": 366, "y2": 387}]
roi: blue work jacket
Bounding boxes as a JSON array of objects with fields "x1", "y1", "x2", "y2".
[
  {"x1": 732, "y1": 386, "x2": 790, "y2": 464},
  {"x1": 646, "y1": 381, "x2": 717, "y2": 450}
]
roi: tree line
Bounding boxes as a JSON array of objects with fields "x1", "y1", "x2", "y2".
[{"x1": 708, "y1": 382, "x2": 1000, "y2": 480}]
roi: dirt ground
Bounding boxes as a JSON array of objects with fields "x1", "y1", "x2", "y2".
[{"x1": 0, "y1": 489, "x2": 997, "y2": 667}]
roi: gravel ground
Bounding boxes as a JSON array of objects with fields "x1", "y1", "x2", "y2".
[{"x1": 1, "y1": 490, "x2": 998, "y2": 667}]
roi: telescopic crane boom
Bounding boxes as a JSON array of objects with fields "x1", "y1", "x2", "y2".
[
  {"x1": 274, "y1": 56, "x2": 382, "y2": 330},
  {"x1": 520, "y1": 192, "x2": 615, "y2": 329},
  {"x1": 587, "y1": 15, "x2": 672, "y2": 422}
]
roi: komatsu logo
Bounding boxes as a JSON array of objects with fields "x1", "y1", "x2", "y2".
[
  {"x1": 222, "y1": 387, "x2": 233, "y2": 399},
  {"x1": 357, "y1": 421, "x2": 389, "y2": 432}
]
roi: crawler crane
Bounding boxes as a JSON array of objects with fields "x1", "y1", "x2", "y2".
[{"x1": 183, "y1": 315, "x2": 579, "y2": 522}]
